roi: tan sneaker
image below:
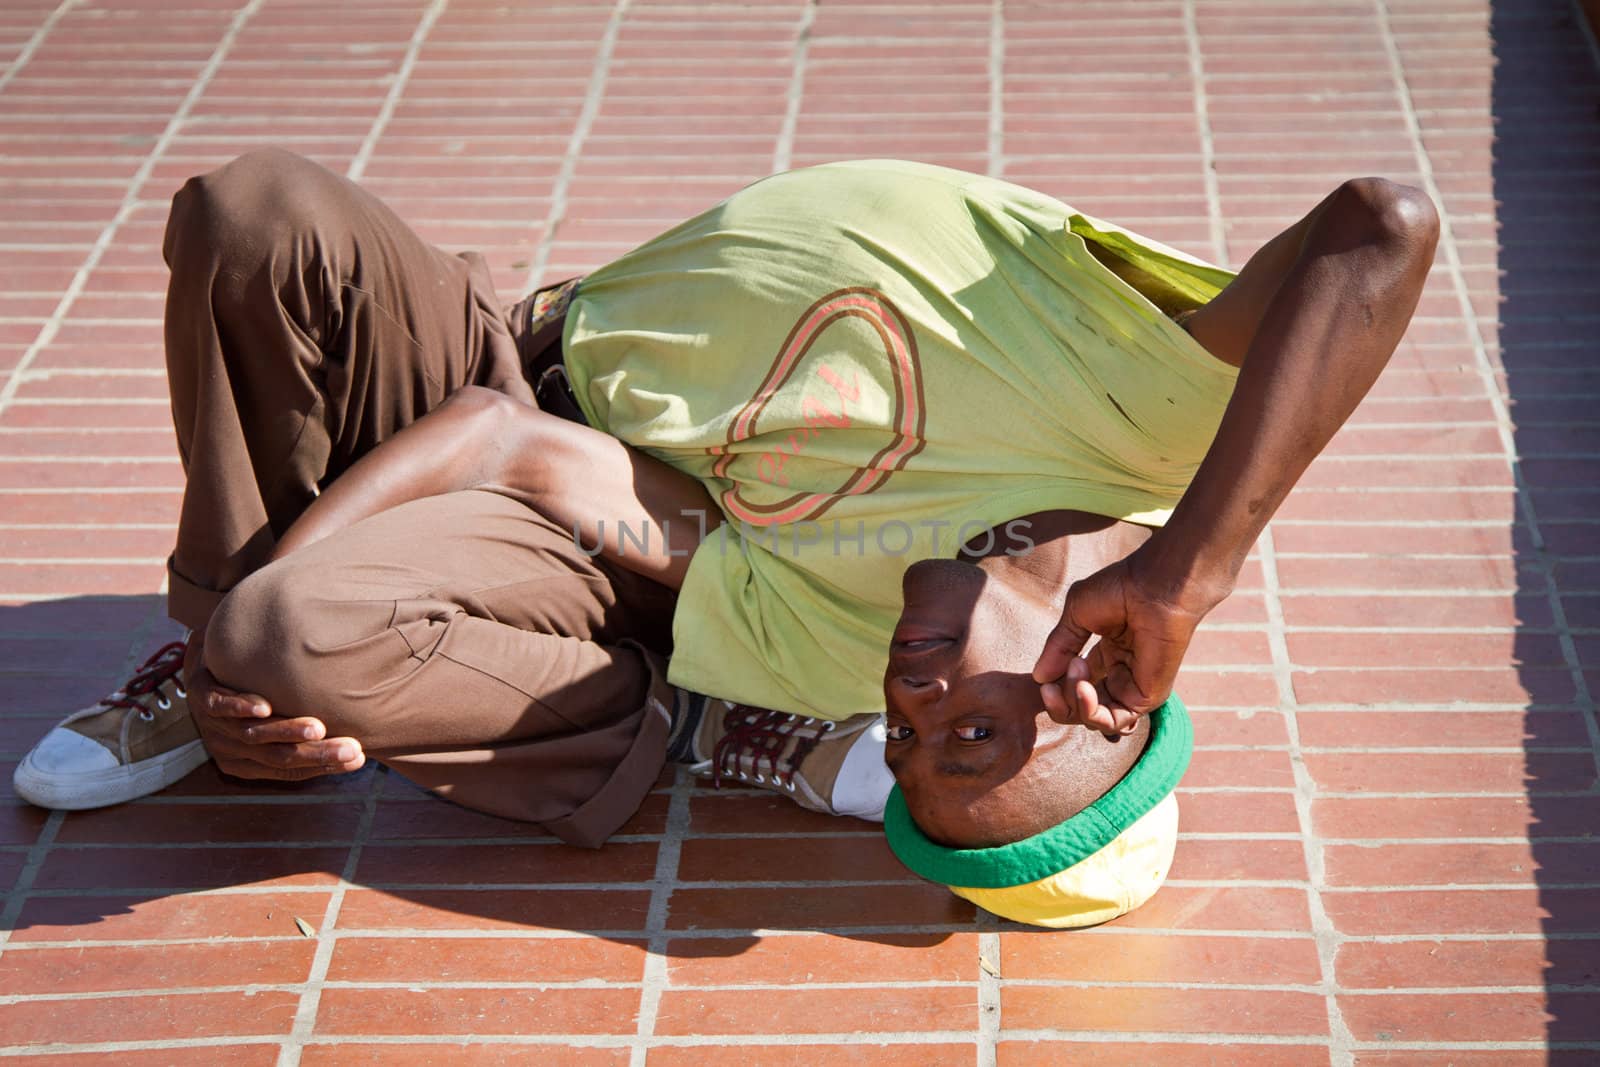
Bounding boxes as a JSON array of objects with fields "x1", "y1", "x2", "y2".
[
  {"x1": 13, "y1": 642, "x2": 210, "y2": 810},
  {"x1": 667, "y1": 691, "x2": 891, "y2": 819}
]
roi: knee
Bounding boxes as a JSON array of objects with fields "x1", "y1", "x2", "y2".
[
  {"x1": 204, "y1": 560, "x2": 311, "y2": 700},
  {"x1": 203, "y1": 558, "x2": 376, "y2": 730},
  {"x1": 163, "y1": 148, "x2": 321, "y2": 270},
  {"x1": 1329, "y1": 177, "x2": 1440, "y2": 254}
]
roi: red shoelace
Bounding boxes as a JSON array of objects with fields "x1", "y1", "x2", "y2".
[
  {"x1": 709, "y1": 706, "x2": 832, "y2": 791},
  {"x1": 100, "y1": 641, "x2": 188, "y2": 718}
]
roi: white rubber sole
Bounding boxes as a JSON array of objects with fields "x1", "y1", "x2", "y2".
[{"x1": 12, "y1": 738, "x2": 211, "y2": 810}]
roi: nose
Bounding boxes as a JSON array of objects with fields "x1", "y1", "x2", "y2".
[{"x1": 889, "y1": 674, "x2": 947, "y2": 708}]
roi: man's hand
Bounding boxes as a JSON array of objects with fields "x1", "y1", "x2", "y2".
[
  {"x1": 1032, "y1": 549, "x2": 1222, "y2": 737},
  {"x1": 183, "y1": 634, "x2": 366, "y2": 781}
]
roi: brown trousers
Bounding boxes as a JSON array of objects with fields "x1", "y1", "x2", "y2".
[{"x1": 162, "y1": 148, "x2": 677, "y2": 847}]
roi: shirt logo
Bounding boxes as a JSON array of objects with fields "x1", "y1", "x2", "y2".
[{"x1": 709, "y1": 287, "x2": 927, "y2": 526}]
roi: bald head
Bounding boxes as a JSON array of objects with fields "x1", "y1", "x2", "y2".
[{"x1": 894, "y1": 711, "x2": 1150, "y2": 849}]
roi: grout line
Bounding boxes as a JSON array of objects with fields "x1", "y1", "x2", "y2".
[
  {"x1": 1184, "y1": 6, "x2": 1354, "y2": 1061},
  {"x1": 1369, "y1": 2, "x2": 1536, "y2": 542},
  {"x1": 519, "y1": 0, "x2": 631, "y2": 298},
  {"x1": 1262, "y1": 530, "x2": 1356, "y2": 1067},
  {"x1": 6, "y1": 831, "x2": 1593, "y2": 876},
  {"x1": 976, "y1": 920, "x2": 1001, "y2": 1067},
  {"x1": 1373, "y1": 0, "x2": 1600, "y2": 784},
  {"x1": 987, "y1": 0, "x2": 1005, "y2": 179},
  {"x1": 979, "y1": 8, "x2": 1006, "y2": 1063},
  {"x1": 628, "y1": 767, "x2": 692, "y2": 1067},
  {"x1": 10, "y1": 976, "x2": 1600, "y2": 998},
  {"x1": 277, "y1": 767, "x2": 384, "y2": 1067},
  {"x1": 0, "y1": 1031, "x2": 1354, "y2": 1054},
  {"x1": 1182, "y1": 0, "x2": 1227, "y2": 264},
  {"x1": 0, "y1": 810, "x2": 64, "y2": 960},
  {"x1": 20, "y1": 977, "x2": 1588, "y2": 1004},
  {"x1": 0, "y1": 0, "x2": 267, "y2": 420},
  {"x1": 0, "y1": 0, "x2": 79, "y2": 97},
  {"x1": 5, "y1": 1035, "x2": 1597, "y2": 1056},
  {"x1": 344, "y1": 0, "x2": 450, "y2": 183},
  {"x1": 7, "y1": 926, "x2": 1596, "y2": 952},
  {"x1": 769, "y1": 0, "x2": 815, "y2": 175}
]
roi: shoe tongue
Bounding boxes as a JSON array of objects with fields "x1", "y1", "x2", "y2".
[
  {"x1": 691, "y1": 698, "x2": 726, "y2": 764},
  {"x1": 125, "y1": 687, "x2": 200, "y2": 764},
  {"x1": 784, "y1": 721, "x2": 851, "y2": 798}
]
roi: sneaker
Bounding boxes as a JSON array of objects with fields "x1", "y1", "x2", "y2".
[
  {"x1": 666, "y1": 691, "x2": 891, "y2": 819},
  {"x1": 13, "y1": 641, "x2": 211, "y2": 810}
]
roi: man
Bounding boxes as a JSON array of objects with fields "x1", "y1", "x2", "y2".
[{"x1": 14, "y1": 150, "x2": 1437, "y2": 927}]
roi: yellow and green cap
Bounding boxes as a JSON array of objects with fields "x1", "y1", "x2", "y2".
[{"x1": 883, "y1": 693, "x2": 1192, "y2": 928}]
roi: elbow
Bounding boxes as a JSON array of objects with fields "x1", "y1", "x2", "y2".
[
  {"x1": 445, "y1": 384, "x2": 524, "y2": 438},
  {"x1": 441, "y1": 384, "x2": 553, "y2": 500},
  {"x1": 1331, "y1": 177, "x2": 1440, "y2": 258},
  {"x1": 440, "y1": 384, "x2": 525, "y2": 475},
  {"x1": 446, "y1": 383, "x2": 520, "y2": 418}
]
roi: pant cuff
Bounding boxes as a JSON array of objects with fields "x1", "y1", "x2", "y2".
[
  {"x1": 541, "y1": 640, "x2": 674, "y2": 848},
  {"x1": 167, "y1": 555, "x2": 227, "y2": 633}
]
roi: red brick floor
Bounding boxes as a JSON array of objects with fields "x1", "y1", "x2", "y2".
[{"x1": 0, "y1": 0, "x2": 1596, "y2": 1063}]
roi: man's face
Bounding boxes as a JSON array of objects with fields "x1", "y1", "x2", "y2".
[{"x1": 881, "y1": 558, "x2": 1078, "y2": 847}]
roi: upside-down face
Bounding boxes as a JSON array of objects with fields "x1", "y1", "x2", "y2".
[{"x1": 882, "y1": 558, "x2": 1145, "y2": 848}]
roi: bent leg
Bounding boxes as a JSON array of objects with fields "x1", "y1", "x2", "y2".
[
  {"x1": 203, "y1": 490, "x2": 676, "y2": 847},
  {"x1": 163, "y1": 148, "x2": 530, "y2": 630}
]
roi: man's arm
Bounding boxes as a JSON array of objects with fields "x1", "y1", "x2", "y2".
[
  {"x1": 1034, "y1": 178, "x2": 1440, "y2": 733},
  {"x1": 268, "y1": 386, "x2": 720, "y2": 587}
]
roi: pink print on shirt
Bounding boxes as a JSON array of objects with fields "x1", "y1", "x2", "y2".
[{"x1": 708, "y1": 287, "x2": 927, "y2": 527}]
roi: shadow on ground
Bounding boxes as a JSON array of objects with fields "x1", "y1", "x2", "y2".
[
  {"x1": 0, "y1": 595, "x2": 961, "y2": 959},
  {"x1": 1497, "y1": 2, "x2": 1600, "y2": 1049}
]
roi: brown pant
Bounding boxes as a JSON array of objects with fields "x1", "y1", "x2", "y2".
[{"x1": 162, "y1": 148, "x2": 677, "y2": 847}]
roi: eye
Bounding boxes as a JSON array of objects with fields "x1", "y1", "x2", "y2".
[
  {"x1": 885, "y1": 723, "x2": 915, "y2": 742},
  {"x1": 954, "y1": 724, "x2": 993, "y2": 742}
]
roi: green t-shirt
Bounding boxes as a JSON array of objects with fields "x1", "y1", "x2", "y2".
[{"x1": 563, "y1": 160, "x2": 1238, "y2": 717}]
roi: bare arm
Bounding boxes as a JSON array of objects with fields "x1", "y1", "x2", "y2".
[
  {"x1": 271, "y1": 386, "x2": 721, "y2": 589},
  {"x1": 1035, "y1": 178, "x2": 1441, "y2": 732}
]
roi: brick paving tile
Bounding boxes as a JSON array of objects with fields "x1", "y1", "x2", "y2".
[
  {"x1": 998, "y1": 1046, "x2": 1333, "y2": 1067},
  {"x1": 0, "y1": 0, "x2": 1595, "y2": 1062},
  {"x1": 649, "y1": 1049, "x2": 975, "y2": 1067}
]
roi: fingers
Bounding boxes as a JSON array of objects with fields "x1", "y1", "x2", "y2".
[
  {"x1": 1033, "y1": 570, "x2": 1123, "y2": 683},
  {"x1": 1082, "y1": 691, "x2": 1141, "y2": 738},
  {"x1": 192, "y1": 707, "x2": 365, "y2": 782},
  {"x1": 1041, "y1": 657, "x2": 1090, "y2": 724},
  {"x1": 1068, "y1": 675, "x2": 1137, "y2": 738},
  {"x1": 1033, "y1": 617, "x2": 1088, "y2": 684},
  {"x1": 1040, "y1": 658, "x2": 1130, "y2": 737},
  {"x1": 208, "y1": 736, "x2": 366, "y2": 781},
  {"x1": 1041, "y1": 680, "x2": 1071, "y2": 723},
  {"x1": 238, "y1": 716, "x2": 327, "y2": 744},
  {"x1": 1040, "y1": 657, "x2": 1143, "y2": 738},
  {"x1": 1087, "y1": 663, "x2": 1155, "y2": 737},
  {"x1": 184, "y1": 649, "x2": 365, "y2": 782},
  {"x1": 189, "y1": 666, "x2": 272, "y2": 719},
  {"x1": 203, "y1": 690, "x2": 273, "y2": 719}
]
